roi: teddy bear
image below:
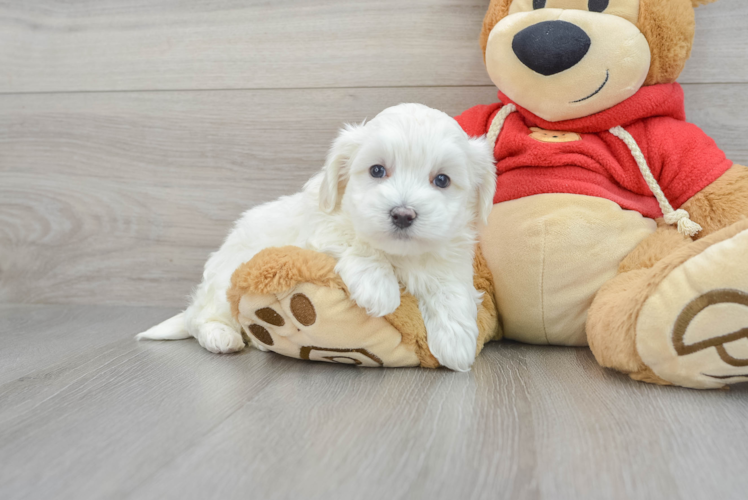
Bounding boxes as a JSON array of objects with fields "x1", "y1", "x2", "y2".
[{"x1": 228, "y1": 0, "x2": 748, "y2": 389}]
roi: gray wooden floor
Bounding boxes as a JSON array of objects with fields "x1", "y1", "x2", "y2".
[
  {"x1": 2, "y1": 1, "x2": 748, "y2": 499},
  {"x1": 2, "y1": 304, "x2": 748, "y2": 500}
]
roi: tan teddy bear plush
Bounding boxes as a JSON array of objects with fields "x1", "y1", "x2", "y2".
[{"x1": 229, "y1": 0, "x2": 748, "y2": 389}]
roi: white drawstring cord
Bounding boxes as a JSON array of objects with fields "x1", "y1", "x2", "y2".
[
  {"x1": 486, "y1": 104, "x2": 517, "y2": 150},
  {"x1": 609, "y1": 126, "x2": 702, "y2": 237}
]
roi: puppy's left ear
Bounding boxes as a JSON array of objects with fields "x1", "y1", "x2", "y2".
[
  {"x1": 468, "y1": 136, "x2": 497, "y2": 225},
  {"x1": 319, "y1": 123, "x2": 366, "y2": 213}
]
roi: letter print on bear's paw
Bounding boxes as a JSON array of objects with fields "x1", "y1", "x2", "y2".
[
  {"x1": 672, "y1": 289, "x2": 748, "y2": 378},
  {"x1": 636, "y1": 225, "x2": 748, "y2": 389},
  {"x1": 300, "y1": 346, "x2": 384, "y2": 367}
]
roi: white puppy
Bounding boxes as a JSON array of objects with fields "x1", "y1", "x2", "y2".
[{"x1": 138, "y1": 103, "x2": 496, "y2": 371}]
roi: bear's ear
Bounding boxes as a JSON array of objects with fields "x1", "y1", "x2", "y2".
[
  {"x1": 480, "y1": 0, "x2": 513, "y2": 60},
  {"x1": 639, "y1": 0, "x2": 698, "y2": 86},
  {"x1": 692, "y1": 0, "x2": 718, "y2": 6}
]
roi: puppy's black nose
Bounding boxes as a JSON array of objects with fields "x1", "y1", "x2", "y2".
[
  {"x1": 512, "y1": 21, "x2": 591, "y2": 76},
  {"x1": 390, "y1": 207, "x2": 417, "y2": 229}
]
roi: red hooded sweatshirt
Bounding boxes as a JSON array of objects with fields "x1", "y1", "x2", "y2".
[{"x1": 455, "y1": 83, "x2": 733, "y2": 219}]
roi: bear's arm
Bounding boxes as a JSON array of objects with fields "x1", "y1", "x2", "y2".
[{"x1": 644, "y1": 117, "x2": 734, "y2": 210}]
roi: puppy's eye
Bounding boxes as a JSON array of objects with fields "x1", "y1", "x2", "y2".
[
  {"x1": 369, "y1": 165, "x2": 386, "y2": 178},
  {"x1": 533, "y1": 0, "x2": 546, "y2": 9},
  {"x1": 433, "y1": 174, "x2": 451, "y2": 189},
  {"x1": 588, "y1": 0, "x2": 609, "y2": 12}
]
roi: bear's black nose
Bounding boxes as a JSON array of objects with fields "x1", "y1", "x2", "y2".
[
  {"x1": 390, "y1": 207, "x2": 417, "y2": 229},
  {"x1": 512, "y1": 21, "x2": 591, "y2": 76}
]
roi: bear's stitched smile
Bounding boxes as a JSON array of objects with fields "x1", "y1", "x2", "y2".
[{"x1": 571, "y1": 69, "x2": 610, "y2": 103}]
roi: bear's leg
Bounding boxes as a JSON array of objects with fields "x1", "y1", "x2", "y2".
[
  {"x1": 588, "y1": 165, "x2": 748, "y2": 388},
  {"x1": 588, "y1": 218, "x2": 748, "y2": 388},
  {"x1": 586, "y1": 221, "x2": 692, "y2": 385}
]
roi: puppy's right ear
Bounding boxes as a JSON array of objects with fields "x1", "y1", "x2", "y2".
[{"x1": 319, "y1": 123, "x2": 366, "y2": 213}]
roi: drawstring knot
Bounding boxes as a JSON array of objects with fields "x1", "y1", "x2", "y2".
[{"x1": 664, "y1": 209, "x2": 703, "y2": 237}]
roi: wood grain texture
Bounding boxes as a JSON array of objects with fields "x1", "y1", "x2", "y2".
[
  {"x1": 2, "y1": 83, "x2": 747, "y2": 307},
  {"x1": 0, "y1": 0, "x2": 744, "y2": 95},
  {"x1": 0, "y1": 303, "x2": 178, "y2": 385},
  {"x1": 0, "y1": 85, "x2": 500, "y2": 307},
  {"x1": 684, "y1": 0, "x2": 748, "y2": 84},
  {"x1": 0, "y1": 0, "x2": 493, "y2": 93},
  {"x1": 0, "y1": 304, "x2": 746, "y2": 500},
  {"x1": 2, "y1": 2, "x2": 747, "y2": 499}
]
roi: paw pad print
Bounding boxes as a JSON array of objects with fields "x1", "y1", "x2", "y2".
[
  {"x1": 244, "y1": 292, "x2": 317, "y2": 348},
  {"x1": 289, "y1": 293, "x2": 316, "y2": 326},
  {"x1": 255, "y1": 308, "x2": 285, "y2": 327},
  {"x1": 239, "y1": 290, "x2": 387, "y2": 367},
  {"x1": 229, "y1": 246, "x2": 424, "y2": 368},
  {"x1": 247, "y1": 324, "x2": 274, "y2": 346}
]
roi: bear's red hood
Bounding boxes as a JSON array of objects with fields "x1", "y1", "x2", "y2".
[{"x1": 455, "y1": 83, "x2": 732, "y2": 219}]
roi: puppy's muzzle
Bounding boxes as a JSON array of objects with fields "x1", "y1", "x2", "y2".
[
  {"x1": 512, "y1": 20, "x2": 591, "y2": 76},
  {"x1": 390, "y1": 207, "x2": 417, "y2": 229}
]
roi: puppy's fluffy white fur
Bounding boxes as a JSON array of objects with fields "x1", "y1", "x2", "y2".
[{"x1": 138, "y1": 103, "x2": 496, "y2": 371}]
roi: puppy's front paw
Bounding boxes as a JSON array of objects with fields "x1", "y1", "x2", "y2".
[
  {"x1": 346, "y1": 271, "x2": 401, "y2": 317},
  {"x1": 427, "y1": 322, "x2": 478, "y2": 372},
  {"x1": 197, "y1": 322, "x2": 246, "y2": 354},
  {"x1": 336, "y1": 253, "x2": 401, "y2": 317}
]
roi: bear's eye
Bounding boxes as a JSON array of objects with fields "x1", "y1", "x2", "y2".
[
  {"x1": 588, "y1": 0, "x2": 609, "y2": 12},
  {"x1": 533, "y1": 0, "x2": 546, "y2": 9}
]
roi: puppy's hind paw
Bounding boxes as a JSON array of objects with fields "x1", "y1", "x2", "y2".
[{"x1": 197, "y1": 322, "x2": 246, "y2": 354}]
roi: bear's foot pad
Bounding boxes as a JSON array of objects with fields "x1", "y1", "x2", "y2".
[
  {"x1": 637, "y1": 222, "x2": 748, "y2": 389},
  {"x1": 230, "y1": 247, "x2": 422, "y2": 368}
]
